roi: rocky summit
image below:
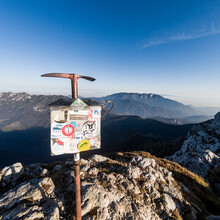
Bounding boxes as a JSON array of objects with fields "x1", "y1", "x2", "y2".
[
  {"x1": 1, "y1": 152, "x2": 220, "y2": 220},
  {"x1": 168, "y1": 112, "x2": 220, "y2": 182}
]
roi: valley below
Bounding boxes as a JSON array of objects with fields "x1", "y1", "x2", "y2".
[{"x1": 0, "y1": 92, "x2": 197, "y2": 168}]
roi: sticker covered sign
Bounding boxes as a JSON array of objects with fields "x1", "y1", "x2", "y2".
[{"x1": 50, "y1": 99, "x2": 101, "y2": 156}]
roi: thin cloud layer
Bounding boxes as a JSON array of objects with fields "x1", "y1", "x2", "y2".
[{"x1": 142, "y1": 25, "x2": 220, "y2": 49}]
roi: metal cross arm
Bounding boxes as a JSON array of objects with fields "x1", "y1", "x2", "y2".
[{"x1": 41, "y1": 73, "x2": 96, "y2": 99}]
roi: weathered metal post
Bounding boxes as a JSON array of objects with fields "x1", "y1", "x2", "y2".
[
  {"x1": 70, "y1": 74, "x2": 81, "y2": 220},
  {"x1": 41, "y1": 73, "x2": 95, "y2": 220}
]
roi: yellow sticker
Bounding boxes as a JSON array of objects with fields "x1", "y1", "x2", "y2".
[{"x1": 77, "y1": 140, "x2": 91, "y2": 152}]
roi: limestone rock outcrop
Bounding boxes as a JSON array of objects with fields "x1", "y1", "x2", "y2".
[
  {"x1": 168, "y1": 112, "x2": 220, "y2": 179},
  {"x1": 0, "y1": 152, "x2": 220, "y2": 219}
]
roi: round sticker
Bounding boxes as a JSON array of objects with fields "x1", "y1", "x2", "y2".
[
  {"x1": 89, "y1": 137, "x2": 98, "y2": 146},
  {"x1": 51, "y1": 143, "x2": 64, "y2": 155},
  {"x1": 78, "y1": 140, "x2": 91, "y2": 152},
  {"x1": 62, "y1": 124, "x2": 75, "y2": 136}
]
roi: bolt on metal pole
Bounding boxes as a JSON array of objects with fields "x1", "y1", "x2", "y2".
[{"x1": 41, "y1": 73, "x2": 95, "y2": 220}]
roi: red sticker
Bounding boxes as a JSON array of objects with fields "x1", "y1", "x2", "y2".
[
  {"x1": 62, "y1": 124, "x2": 75, "y2": 136},
  {"x1": 88, "y1": 110, "x2": 93, "y2": 120},
  {"x1": 56, "y1": 138, "x2": 64, "y2": 145}
]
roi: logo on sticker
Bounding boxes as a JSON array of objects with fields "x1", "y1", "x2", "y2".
[
  {"x1": 83, "y1": 121, "x2": 99, "y2": 138},
  {"x1": 70, "y1": 98, "x2": 88, "y2": 107},
  {"x1": 88, "y1": 110, "x2": 99, "y2": 120},
  {"x1": 78, "y1": 140, "x2": 91, "y2": 151},
  {"x1": 51, "y1": 124, "x2": 63, "y2": 137},
  {"x1": 52, "y1": 124, "x2": 63, "y2": 131},
  {"x1": 94, "y1": 110, "x2": 99, "y2": 119},
  {"x1": 62, "y1": 124, "x2": 75, "y2": 136},
  {"x1": 75, "y1": 132, "x2": 85, "y2": 140}
]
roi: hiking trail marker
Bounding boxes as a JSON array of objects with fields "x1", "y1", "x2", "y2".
[{"x1": 41, "y1": 73, "x2": 101, "y2": 220}]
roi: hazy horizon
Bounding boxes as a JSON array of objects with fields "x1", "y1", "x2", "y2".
[{"x1": 1, "y1": 89, "x2": 220, "y2": 108}]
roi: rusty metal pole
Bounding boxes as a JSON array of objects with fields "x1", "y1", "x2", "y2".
[
  {"x1": 41, "y1": 73, "x2": 95, "y2": 220},
  {"x1": 71, "y1": 74, "x2": 82, "y2": 220}
]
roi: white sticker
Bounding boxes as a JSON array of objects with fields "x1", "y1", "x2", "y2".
[
  {"x1": 51, "y1": 143, "x2": 64, "y2": 155},
  {"x1": 83, "y1": 121, "x2": 99, "y2": 138},
  {"x1": 74, "y1": 153, "x2": 80, "y2": 161},
  {"x1": 51, "y1": 123, "x2": 64, "y2": 137}
]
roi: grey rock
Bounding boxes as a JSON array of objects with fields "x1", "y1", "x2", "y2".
[
  {"x1": 168, "y1": 112, "x2": 220, "y2": 179},
  {"x1": 90, "y1": 154, "x2": 109, "y2": 163},
  {"x1": 143, "y1": 173, "x2": 156, "y2": 184},
  {"x1": 25, "y1": 163, "x2": 48, "y2": 178},
  {"x1": 131, "y1": 156, "x2": 156, "y2": 169},
  {"x1": 1, "y1": 163, "x2": 23, "y2": 185},
  {"x1": 162, "y1": 193, "x2": 176, "y2": 214},
  {"x1": 133, "y1": 185, "x2": 141, "y2": 194},
  {"x1": 53, "y1": 164, "x2": 62, "y2": 172},
  {"x1": 41, "y1": 199, "x2": 60, "y2": 220},
  {"x1": 126, "y1": 165, "x2": 142, "y2": 179},
  {"x1": 88, "y1": 167, "x2": 99, "y2": 176},
  {"x1": 0, "y1": 152, "x2": 212, "y2": 220},
  {"x1": 0, "y1": 204, "x2": 44, "y2": 220},
  {"x1": 79, "y1": 155, "x2": 189, "y2": 219},
  {"x1": 0, "y1": 177, "x2": 55, "y2": 212}
]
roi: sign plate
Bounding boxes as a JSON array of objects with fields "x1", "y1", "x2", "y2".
[{"x1": 50, "y1": 105, "x2": 101, "y2": 156}]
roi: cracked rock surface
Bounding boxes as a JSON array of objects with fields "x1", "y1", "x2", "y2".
[
  {"x1": 0, "y1": 152, "x2": 220, "y2": 219},
  {"x1": 168, "y1": 112, "x2": 220, "y2": 180}
]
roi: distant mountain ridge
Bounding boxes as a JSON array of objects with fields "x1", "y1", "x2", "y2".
[
  {"x1": 0, "y1": 92, "x2": 70, "y2": 131},
  {"x1": 0, "y1": 92, "x2": 215, "y2": 132},
  {"x1": 91, "y1": 92, "x2": 200, "y2": 118},
  {"x1": 0, "y1": 92, "x2": 194, "y2": 168}
]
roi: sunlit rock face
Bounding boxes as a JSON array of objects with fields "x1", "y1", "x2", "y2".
[
  {"x1": 168, "y1": 112, "x2": 220, "y2": 179},
  {"x1": 1, "y1": 152, "x2": 219, "y2": 219}
]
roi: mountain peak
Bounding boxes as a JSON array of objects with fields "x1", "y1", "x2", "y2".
[
  {"x1": 106, "y1": 92, "x2": 163, "y2": 99},
  {"x1": 92, "y1": 92, "x2": 198, "y2": 118}
]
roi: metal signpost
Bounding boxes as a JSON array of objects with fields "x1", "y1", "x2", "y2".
[{"x1": 42, "y1": 73, "x2": 101, "y2": 220}]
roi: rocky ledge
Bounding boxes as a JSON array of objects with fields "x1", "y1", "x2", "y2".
[
  {"x1": 168, "y1": 112, "x2": 220, "y2": 199},
  {"x1": 0, "y1": 152, "x2": 220, "y2": 219}
]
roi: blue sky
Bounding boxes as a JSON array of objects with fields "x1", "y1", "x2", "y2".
[{"x1": 0, "y1": 0, "x2": 220, "y2": 106}]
